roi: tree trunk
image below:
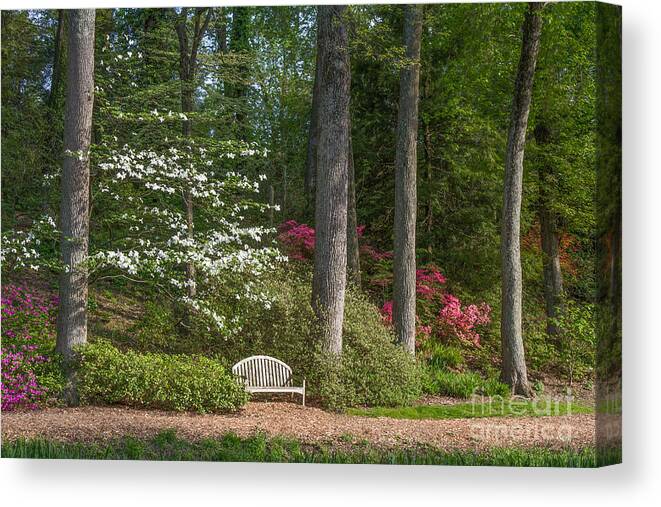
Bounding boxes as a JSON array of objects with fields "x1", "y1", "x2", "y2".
[
  {"x1": 175, "y1": 8, "x2": 210, "y2": 329},
  {"x1": 422, "y1": 114, "x2": 434, "y2": 256},
  {"x1": 304, "y1": 8, "x2": 326, "y2": 210},
  {"x1": 56, "y1": 9, "x2": 95, "y2": 404},
  {"x1": 393, "y1": 4, "x2": 423, "y2": 355},
  {"x1": 500, "y1": 2, "x2": 544, "y2": 397},
  {"x1": 215, "y1": 8, "x2": 228, "y2": 54},
  {"x1": 534, "y1": 122, "x2": 564, "y2": 339},
  {"x1": 311, "y1": 5, "x2": 350, "y2": 356},
  {"x1": 230, "y1": 7, "x2": 250, "y2": 140},
  {"x1": 595, "y1": 3, "x2": 622, "y2": 382},
  {"x1": 268, "y1": 184, "x2": 275, "y2": 227},
  {"x1": 48, "y1": 10, "x2": 66, "y2": 109},
  {"x1": 346, "y1": 119, "x2": 361, "y2": 287}
]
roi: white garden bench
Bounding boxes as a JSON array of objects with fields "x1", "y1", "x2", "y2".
[{"x1": 232, "y1": 355, "x2": 306, "y2": 406}]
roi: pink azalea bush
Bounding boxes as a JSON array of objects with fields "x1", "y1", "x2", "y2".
[
  {"x1": 277, "y1": 220, "x2": 316, "y2": 261},
  {"x1": 278, "y1": 220, "x2": 393, "y2": 263},
  {"x1": 437, "y1": 294, "x2": 491, "y2": 346},
  {"x1": 276, "y1": 219, "x2": 491, "y2": 349},
  {"x1": 380, "y1": 266, "x2": 491, "y2": 348},
  {"x1": 1, "y1": 285, "x2": 57, "y2": 411}
]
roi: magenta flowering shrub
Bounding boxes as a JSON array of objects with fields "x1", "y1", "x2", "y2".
[
  {"x1": 380, "y1": 266, "x2": 491, "y2": 348},
  {"x1": 277, "y1": 220, "x2": 316, "y2": 260},
  {"x1": 437, "y1": 294, "x2": 491, "y2": 346},
  {"x1": 1, "y1": 345, "x2": 47, "y2": 410},
  {"x1": 275, "y1": 219, "x2": 491, "y2": 350},
  {"x1": 1, "y1": 285, "x2": 57, "y2": 411},
  {"x1": 277, "y1": 220, "x2": 393, "y2": 264}
]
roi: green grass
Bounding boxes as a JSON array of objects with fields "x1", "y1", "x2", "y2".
[
  {"x1": 347, "y1": 399, "x2": 594, "y2": 420},
  {"x1": 424, "y1": 370, "x2": 511, "y2": 398},
  {"x1": 0, "y1": 430, "x2": 618, "y2": 467}
]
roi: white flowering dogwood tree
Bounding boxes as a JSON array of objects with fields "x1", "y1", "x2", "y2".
[
  {"x1": 89, "y1": 140, "x2": 284, "y2": 335},
  {"x1": 2, "y1": 140, "x2": 285, "y2": 337}
]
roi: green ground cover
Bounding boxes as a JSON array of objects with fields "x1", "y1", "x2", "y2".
[{"x1": 1, "y1": 430, "x2": 616, "y2": 467}]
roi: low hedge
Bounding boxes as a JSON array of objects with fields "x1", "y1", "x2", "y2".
[{"x1": 76, "y1": 341, "x2": 247, "y2": 413}]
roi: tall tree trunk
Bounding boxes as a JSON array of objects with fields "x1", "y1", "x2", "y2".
[
  {"x1": 56, "y1": 9, "x2": 95, "y2": 404},
  {"x1": 595, "y1": 3, "x2": 621, "y2": 462},
  {"x1": 422, "y1": 115, "x2": 434, "y2": 256},
  {"x1": 175, "y1": 8, "x2": 211, "y2": 330},
  {"x1": 500, "y1": 2, "x2": 544, "y2": 397},
  {"x1": 304, "y1": 9, "x2": 326, "y2": 211},
  {"x1": 393, "y1": 4, "x2": 423, "y2": 355},
  {"x1": 534, "y1": 121, "x2": 564, "y2": 339},
  {"x1": 48, "y1": 10, "x2": 66, "y2": 109},
  {"x1": 596, "y1": 2, "x2": 622, "y2": 382},
  {"x1": 346, "y1": 119, "x2": 361, "y2": 287},
  {"x1": 229, "y1": 6, "x2": 250, "y2": 140},
  {"x1": 311, "y1": 5, "x2": 350, "y2": 356},
  {"x1": 215, "y1": 8, "x2": 228, "y2": 54}
]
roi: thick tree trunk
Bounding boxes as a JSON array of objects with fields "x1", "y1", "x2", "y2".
[
  {"x1": 304, "y1": 9, "x2": 326, "y2": 209},
  {"x1": 500, "y1": 2, "x2": 544, "y2": 397},
  {"x1": 393, "y1": 4, "x2": 423, "y2": 355},
  {"x1": 346, "y1": 120, "x2": 361, "y2": 287},
  {"x1": 56, "y1": 9, "x2": 95, "y2": 404},
  {"x1": 311, "y1": 5, "x2": 350, "y2": 356},
  {"x1": 534, "y1": 122, "x2": 564, "y2": 339}
]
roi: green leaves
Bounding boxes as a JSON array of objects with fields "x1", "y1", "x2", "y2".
[{"x1": 76, "y1": 340, "x2": 248, "y2": 412}]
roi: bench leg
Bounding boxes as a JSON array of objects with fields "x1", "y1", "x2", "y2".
[{"x1": 302, "y1": 379, "x2": 306, "y2": 407}]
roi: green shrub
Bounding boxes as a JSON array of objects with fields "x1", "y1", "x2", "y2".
[
  {"x1": 424, "y1": 369, "x2": 509, "y2": 398},
  {"x1": 425, "y1": 343, "x2": 464, "y2": 370},
  {"x1": 178, "y1": 268, "x2": 423, "y2": 410},
  {"x1": 76, "y1": 341, "x2": 247, "y2": 413}
]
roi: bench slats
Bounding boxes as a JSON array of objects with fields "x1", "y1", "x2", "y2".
[{"x1": 232, "y1": 355, "x2": 305, "y2": 406}]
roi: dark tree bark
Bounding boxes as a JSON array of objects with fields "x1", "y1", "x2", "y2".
[
  {"x1": 48, "y1": 10, "x2": 66, "y2": 109},
  {"x1": 422, "y1": 112, "x2": 434, "y2": 255},
  {"x1": 595, "y1": 4, "x2": 622, "y2": 462},
  {"x1": 304, "y1": 8, "x2": 326, "y2": 209},
  {"x1": 215, "y1": 8, "x2": 228, "y2": 54},
  {"x1": 595, "y1": 3, "x2": 622, "y2": 386},
  {"x1": 175, "y1": 8, "x2": 211, "y2": 327},
  {"x1": 393, "y1": 4, "x2": 423, "y2": 355},
  {"x1": 56, "y1": 9, "x2": 95, "y2": 403},
  {"x1": 534, "y1": 121, "x2": 564, "y2": 339},
  {"x1": 346, "y1": 119, "x2": 361, "y2": 287},
  {"x1": 229, "y1": 6, "x2": 250, "y2": 140},
  {"x1": 500, "y1": 2, "x2": 544, "y2": 397},
  {"x1": 311, "y1": 5, "x2": 351, "y2": 356},
  {"x1": 268, "y1": 184, "x2": 275, "y2": 227}
]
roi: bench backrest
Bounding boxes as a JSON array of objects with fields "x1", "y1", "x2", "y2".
[{"x1": 232, "y1": 355, "x2": 293, "y2": 388}]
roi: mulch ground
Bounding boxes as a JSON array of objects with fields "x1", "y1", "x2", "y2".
[{"x1": 1, "y1": 402, "x2": 600, "y2": 452}]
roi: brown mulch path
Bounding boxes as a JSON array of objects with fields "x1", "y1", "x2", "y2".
[{"x1": 1, "y1": 402, "x2": 597, "y2": 451}]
